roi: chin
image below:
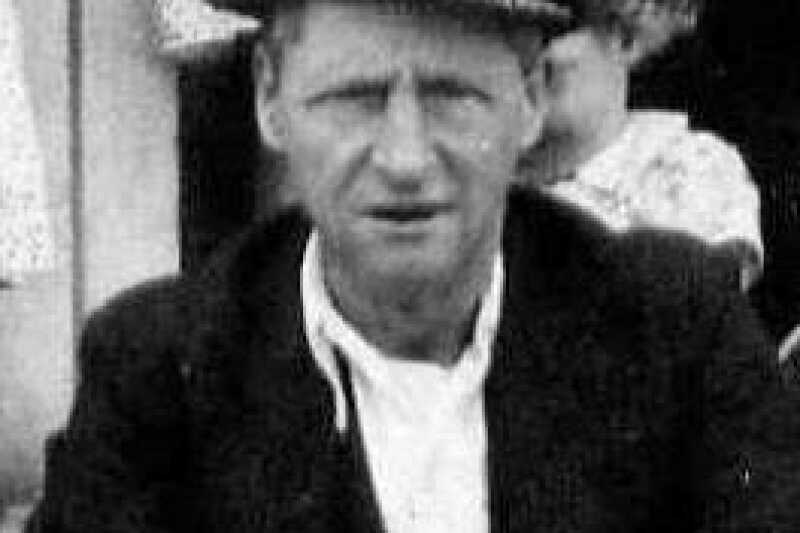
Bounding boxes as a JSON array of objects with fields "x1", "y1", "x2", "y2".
[{"x1": 366, "y1": 249, "x2": 453, "y2": 284}]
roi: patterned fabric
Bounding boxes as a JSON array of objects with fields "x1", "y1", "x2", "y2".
[
  {"x1": 542, "y1": 111, "x2": 763, "y2": 285},
  {"x1": 150, "y1": 0, "x2": 260, "y2": 60},
  {"x1": 0, "y1": 0, "x2": 54, "y2": 282}
]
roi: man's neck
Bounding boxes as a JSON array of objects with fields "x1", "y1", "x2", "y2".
[{"x1": 321, "y1": 252, "x2": 496, "y2": 368}]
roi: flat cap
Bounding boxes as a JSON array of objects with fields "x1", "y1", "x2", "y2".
[
  {"x1": 154, "y1": 0, "x2": 573, "y2": 61},
  {"x1": 206, "y1": 0, "x2": 573, "y2": 22}
]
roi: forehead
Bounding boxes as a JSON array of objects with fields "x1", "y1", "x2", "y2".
[{"x1": 279, "y1": 2, "x2": 531, "y2": 95}]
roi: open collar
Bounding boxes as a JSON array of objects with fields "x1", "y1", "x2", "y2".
[
  {"x1": 301, "y1": 228, "x2": 505, "y2": 433},
  {"x1": 189, "y1": 192, "x2": 620, "y2": 532}
]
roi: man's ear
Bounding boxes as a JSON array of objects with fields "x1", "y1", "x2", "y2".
[
  {"x1": 252, "y1": 41, "x2": 288, "y2": 152},
  {"x1": 519, "y1": 61, "x2": 547, "y2": 151}
]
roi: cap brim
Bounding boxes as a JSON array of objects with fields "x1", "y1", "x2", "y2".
[
  {"x1": 157, "y1": 0, "x2": 573, "y2": 62},
  {"x1": 206, "y1": 0, "x2": 572, "y2": 23}
]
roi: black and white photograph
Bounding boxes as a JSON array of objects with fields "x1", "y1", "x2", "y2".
[{"x1": 1, "y1": 0, "x2": 799, "y2": 531}]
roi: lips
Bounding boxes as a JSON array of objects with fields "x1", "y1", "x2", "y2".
[{"x1": 366, "y1": 204, "x2": 452, "y2": 223}]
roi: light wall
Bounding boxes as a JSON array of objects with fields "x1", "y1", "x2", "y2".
[
  {"x1": 1, "y1": 0, "x2": 73, "y2": 506},
  {"x1": 0, "y1": 0, "x2": 179, "y2": 508},
  {"x1": 81, "y1": 0, "x2": 179, "y2": 314}
]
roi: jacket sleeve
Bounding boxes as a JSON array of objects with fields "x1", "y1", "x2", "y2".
[
  {"x1": 695, "y1": 272, "x2": 800, "y2": 531},
  {"x1": 26, "y1": 282, "x2": 189, "y2": 533}
]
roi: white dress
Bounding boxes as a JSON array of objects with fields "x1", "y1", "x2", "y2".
[
  {"x1": 0, "y1": 0, "x2": 53, "y2": 282},
  {"x1": 542, "y1": 111, "x2": 763, "y2": 286}
]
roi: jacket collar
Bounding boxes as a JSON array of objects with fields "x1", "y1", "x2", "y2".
[{"x1": 190, "y1": 191, "x2": 619, "y2": 532}]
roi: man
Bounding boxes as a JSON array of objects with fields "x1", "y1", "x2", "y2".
[{"x1": 28, "y1": 0, "x2": 800, "y2": 532}]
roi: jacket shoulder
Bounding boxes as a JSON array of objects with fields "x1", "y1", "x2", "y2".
[
  {"x1": 507, "y1": 189, "x2": 741, "y2": 295},
  {"x1": 506, "y1": 190, "x2": 747, "y2": 351},
  {"x1": 76, "y1": 211, "x2": 310, "y2": 408}
]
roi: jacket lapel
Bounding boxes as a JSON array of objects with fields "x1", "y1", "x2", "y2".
[
  {"x1": 188, "y1": 211, "x2": 385, "y2": 533},
  {"x1": 486, "y1": 192, "x2": 620, "y2": 532},
  {"x1": 191, "y1": 192, "x2": 634, "y2": 532}
]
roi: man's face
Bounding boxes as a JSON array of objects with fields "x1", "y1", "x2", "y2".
[{"x1": 257, "y1": 2, "x2": 542, "y2": 286}]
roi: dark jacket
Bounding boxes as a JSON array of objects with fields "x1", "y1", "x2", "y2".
[{"x1": 28, "y1": 192, "x2": 800, "y2": 532}]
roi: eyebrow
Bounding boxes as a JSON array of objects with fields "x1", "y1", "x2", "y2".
[
  {"x1": 304, "y1": 79, "x2": 391, "y2": 107},
  {"x1": 417, "y1": 76, "x2": 492, "y2": 102},
  {"x1": 304, "y1": 71, "x2": 493, "y2": 106}
]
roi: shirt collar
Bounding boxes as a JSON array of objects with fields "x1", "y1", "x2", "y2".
[{"x1": 300, "y1": 230, "x2": 504, "y2": 432}]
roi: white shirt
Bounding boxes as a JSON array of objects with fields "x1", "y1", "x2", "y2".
[{"x1": 300, "y1": 231, "x2": 504, "y2": 533}]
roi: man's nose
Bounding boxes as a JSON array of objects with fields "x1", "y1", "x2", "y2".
[{"x1": 372, "y1": 91, "x2": 436, "y2": 185}]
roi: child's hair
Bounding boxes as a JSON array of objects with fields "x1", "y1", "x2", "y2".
[{"x1": 576, "y1": 0, "x2": 701, "y2": 60}]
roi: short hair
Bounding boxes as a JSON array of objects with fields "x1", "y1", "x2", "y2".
[{"x1": 252, "y1": 1, "x2": 306, "y2": 97}]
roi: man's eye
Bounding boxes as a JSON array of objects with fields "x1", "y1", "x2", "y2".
[
  {"x1": 422, "y1": 81, "x2": 490, "y2": 104},
  {"x1": 308, "y1": 85, "x2": 388, "y2": 112}
]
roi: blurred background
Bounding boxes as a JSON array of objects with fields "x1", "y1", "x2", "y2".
[{"x1": 0, "y1": 0, "x2": 798, "y2": 529}]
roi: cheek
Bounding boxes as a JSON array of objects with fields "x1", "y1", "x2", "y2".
[
  {"x1": 285, "y1": 130, "x2": 353, "y2": 202},
  {"x1": 459, "y1": 105, "x2": 527, "y2": 152},
  {"x1": 459, "y1": 134, "x2": 519, "y2": 197},
  {"x1": 458, "y1": 134, "x2": 500, "y2": 156},
  {"x1": 475, "y1": 119, "x2": 527, "y2": 168},
  {"x1": 461, "y1": 118, "x2": 524, "y2": 187},
  {"x1": 283, "y1": 146, "x2": 338, "y2": 221}
]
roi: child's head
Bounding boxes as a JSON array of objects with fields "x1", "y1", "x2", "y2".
[{"x1": 539, "y1": 0, "x2": 700, "y2": 142}]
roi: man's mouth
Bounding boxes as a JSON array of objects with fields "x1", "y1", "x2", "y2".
[{"x1": 366, "y1": 204, "x2": 452, "y2": 223}]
